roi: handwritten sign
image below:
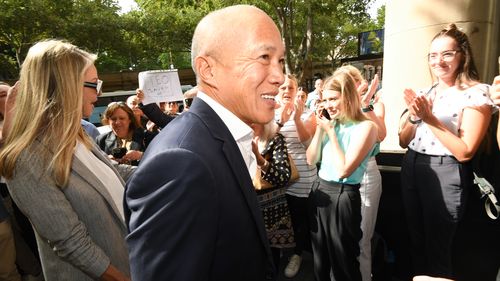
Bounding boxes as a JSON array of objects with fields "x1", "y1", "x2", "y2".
[{"x1": 138, "y1": 70, "x2": 183, "y2": 105}]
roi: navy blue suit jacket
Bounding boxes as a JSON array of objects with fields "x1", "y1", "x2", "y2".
[{"x1": 125, "y1": 98, "x2": 274, "y2": 281}]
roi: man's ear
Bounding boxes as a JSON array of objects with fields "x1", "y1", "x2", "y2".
[{"x1": 194, "y1": 55, "x2": 218, "y2": 89}]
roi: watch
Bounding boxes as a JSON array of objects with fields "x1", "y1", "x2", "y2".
[
  {"x1": 408, "y1": 116, "x2": 422, "y2": 124},
  {"x1": 361, "y1": 104, "x2": 374, "y2": 112}
]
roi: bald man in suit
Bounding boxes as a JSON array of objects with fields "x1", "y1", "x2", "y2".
[{"x1": 125, "y1": 5, "x2": 285, "y2": 281}]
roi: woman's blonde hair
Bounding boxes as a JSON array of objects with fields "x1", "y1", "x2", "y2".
[
  {"x1": 322, "y1": 71, "x2": 367, "y2": 123},
  {"x1": 0, "y1": 39, "x2": 97, "y2": 187},
  {"x1": 334, "y1": 65, "x2": 363, "y2": 85}
]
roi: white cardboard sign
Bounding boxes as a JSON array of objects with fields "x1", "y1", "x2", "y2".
[{"x1": 138, "y1": 69, "x2": 183, "y2": 105}]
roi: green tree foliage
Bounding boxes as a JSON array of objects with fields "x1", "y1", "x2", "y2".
[
  {"x1": 0, "y1": 0, "x2": 125, "y2": 77},
  {"x1": 0, "y1": 0, "x2": 383, "y2": 81}
]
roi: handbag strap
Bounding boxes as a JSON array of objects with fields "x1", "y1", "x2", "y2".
[{"x1": 473, "y1": 172, "x2": 500, "y2": 220}]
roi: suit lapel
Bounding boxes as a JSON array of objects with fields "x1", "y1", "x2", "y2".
[
  {"x1": 190, "y1": 99, "x2": 272, "y2": 257},
  {"x1": 72, "y1": 144, "x2": 125, "y2": 225}
]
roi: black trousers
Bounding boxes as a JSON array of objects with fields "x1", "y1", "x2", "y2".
[
  {"x1": 286, "y1": 194, "x2": 312, "y2": 255},
  {"x1": 309, "y1": 179, "x2": 362, "y2": 281},
  {"x1": 401, "y1": 149, "x2": 471, "y2": 278}
]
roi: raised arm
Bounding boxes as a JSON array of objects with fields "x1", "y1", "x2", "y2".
[
  {"x1": 360, "y1": 76, "x2": 386, "y2": 142},
  {"x1": 398, "y1": 88, "x2": 420, "y2": 148},
  {"x1": 293, "y1": 99, "x2": 317, "y2": 145},
  {"x1": 136, "y1": 89, "x2": 174, "y2": 129},
  {"x1": 306, "y1": 108, "x2": 328, "y2": 166}
]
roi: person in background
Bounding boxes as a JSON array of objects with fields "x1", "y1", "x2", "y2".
[
  {"x1": 0, "y1": 39, "x2": 133, "y2": 281},
  {"x1": 183, "y1": 86, "x2": 198, "y2": 112},
  {"x1": 126, "y1": 94, "x2": 148, "y2": 128},
  {"x1": 134, "y1": 89, "x2": 175, "y2": 130},
  {"x1": 0, "y1": 81, "x2": 21, "y2": 281},
  {"x1": 306, "y1": 71, "x2": 377, "y2": 281},
  {"x1": 252, "y1": 120, "x2": 294, "y2": 279},
  {"x1": 305, "y1": 78, "x2": 323, "y2": 109},
  {"x1": 296, "y1": 87, "x2": 308, "y2": 104},
  {"x1": 276, "y1": 74, "x2": 317, "y2": 278},
  {"x1": 125, "y1": 5, "x2": 285, "y2": 281},
  {"x1": 96, "y1": 102, "x2": 148, "y2": 165},
  {"x1": 334, "y1": 65, "x2": 386, "y2": 281},
  {"x1": 165, "y1": 101, "x2": 180, "y2": 116},
  {"x1": 398, "y1": 23, "x2": 494, "y2": 279}
]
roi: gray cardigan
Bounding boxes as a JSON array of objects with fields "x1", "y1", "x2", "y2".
[{"x1": 7, "y1": 141, "x2": 134, "y2": 280}]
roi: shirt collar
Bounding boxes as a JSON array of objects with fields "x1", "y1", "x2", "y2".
[{"x1": 197, "y1": 91, "x2": 253, "y2": 142}]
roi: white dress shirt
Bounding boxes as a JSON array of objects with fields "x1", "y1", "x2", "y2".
[{"x1": 197, "y1": 91, "x2": 257, "y2": 178}]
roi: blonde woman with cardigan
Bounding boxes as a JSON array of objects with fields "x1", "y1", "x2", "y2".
[{"x1": 0, "y1": 40, "x2": 133, "y2": 281}]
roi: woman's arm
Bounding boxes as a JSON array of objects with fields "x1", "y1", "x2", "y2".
[
  {"x1": 326, "y1": 121, "x2": 377, "y2": 179},
  {"x1": 306, "y1": 110, "x2": 329, "y2": 166},
  {"x1": 412, "y1": 95, "x2": 491, "y2": 162},
  {"x1": 398, "y1": 89, "x2": 420, "y2": 148},
  {"x1": 7, "y1": 150, "x2": 124, "y2": 279},
  {"x1": 360, "y1": 75, "x2": 386, "y2": 142},
  {"x1": 293, "y1": 100, "x2": 317, "y2": 145},
  {"x1": 398, "y1": 110, "x2": 418, "y2": 148},
  {"x1": 136, "y1": 89, "x2": 174, "y2": 129}
]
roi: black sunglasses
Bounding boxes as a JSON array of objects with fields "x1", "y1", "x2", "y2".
[
  {"x1": 84, "y1": 79, "x2": 103, "y2": 94},
  {"x1": 184, "y1": 98, "x2": 193, "y2": 107}
]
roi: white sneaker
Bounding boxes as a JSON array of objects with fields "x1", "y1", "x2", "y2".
[{"x1": 284, "y1": 254, "x2": 302, "y2": 278}]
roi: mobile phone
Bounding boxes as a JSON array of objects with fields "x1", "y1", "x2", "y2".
[{"x1": 321, "y1": 108, "x2": 331, "y2": 120}]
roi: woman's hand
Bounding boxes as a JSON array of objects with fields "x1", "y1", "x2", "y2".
[
  {"x1": 361, "y1": 74, "x2": 379, "y2": 107},
  {"x1": 403, "y1": 88, "x2": 422, "y2": 118},
  {"x1": 135, "y1": 88, "x2": 144, "y2": 103},
  {"x1": 100, "y1": 264, "x2": 130, "y2": 281},
  {"x1": 490, "y1": 75, "x2": 500, "y2": 105},
  {"x1": 411, "y1": 95, "x2": 433, "y2": 122},
  {"x1": 121, "y1": 150, "x2": 143, "y2": 163},
  {"x1": 294, "y1": 98, "x2": 305, "y2": 122},
  {"x1": 315, "y1": 107, "x2": 334, "y2": 132},
  {"x1": 278, "y1": 100, "x2": 294, "y2": 124},
  {"x1": 357, "y1": 79, "x2": 368, "y2": 96}
]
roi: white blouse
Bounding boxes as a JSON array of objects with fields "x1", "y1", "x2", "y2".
[
  {"x1": 74, "y1": 142, "x2": 125, "y2": 221},
  {"x1": 409, "y1": 83, "x2": 495, "y2": 156}
]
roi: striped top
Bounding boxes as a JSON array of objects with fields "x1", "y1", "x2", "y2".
[{"x1": 278, "y1": 110, "x2": 318, "y2": 197}]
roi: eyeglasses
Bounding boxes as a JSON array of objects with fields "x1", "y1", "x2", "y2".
[
  {"x1": 84, "y1": 79, "x2": 103, "y2": 95},
  {"x1": 428, "y1": 50, "x2": 460, "y2": 62}
]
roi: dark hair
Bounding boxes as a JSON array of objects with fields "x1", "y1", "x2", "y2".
[
  {"x1": 102, "y1": 102, "x2": 140, "y2": 131},
  {"x1": 432, "y1": 23, "x2": 479, "y2": 87}
]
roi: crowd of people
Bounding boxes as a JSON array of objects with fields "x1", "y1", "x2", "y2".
[{"x1": 0, "y1": 4, "x2": 499, "y2": 281}]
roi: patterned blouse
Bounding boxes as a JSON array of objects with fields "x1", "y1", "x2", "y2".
[
  {"x1": 260, "y1": 133, "x2": 291, "y2": 189},
  {"x1": 409, "y1": 83, "x2": 495, "y2": 156}
]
